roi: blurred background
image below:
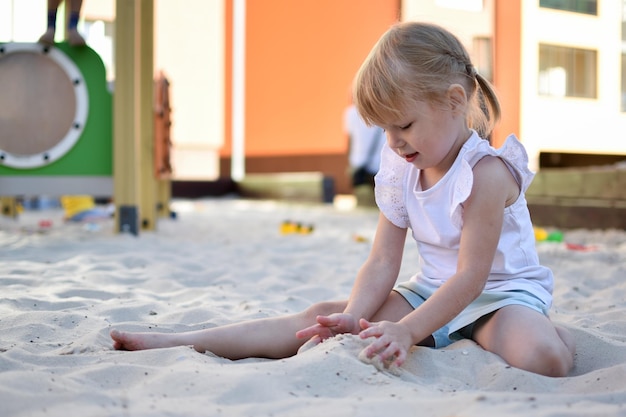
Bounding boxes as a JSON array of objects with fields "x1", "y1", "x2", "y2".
[{"x1": 1, "y1": 0, "x2": 624, "y2": 224}]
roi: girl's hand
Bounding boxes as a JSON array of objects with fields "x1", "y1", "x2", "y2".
[
  {"x1": 295, "y1": 313, "x2": 359, "y2": 342},
  {"x1": 359, "y1": 319, "x2": 414, "y2": 367}
]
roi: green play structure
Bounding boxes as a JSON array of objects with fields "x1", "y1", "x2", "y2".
[{"x1": 0, "y1": 41, "x2": 112, "y2": 195}]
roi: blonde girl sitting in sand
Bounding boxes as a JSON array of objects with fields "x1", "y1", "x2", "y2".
[{"x1": 111, "y1": 21, "x2": 575, "y2": 377}]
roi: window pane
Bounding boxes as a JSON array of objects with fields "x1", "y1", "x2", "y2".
[
  {"x1": 540, "y1": 0, "x2": 597, "y2": 15},
  {"x1": 472, "y1": 36, "x2": 493, "y2": 81},
  {"x1": 538, "y1": 44, "x2": 597, "y2": 98}
]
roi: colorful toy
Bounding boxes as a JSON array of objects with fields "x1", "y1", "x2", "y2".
[
  {"x1": 565, "y1": 242, "x2": 598, "y2": 252},
  {"x1": 280, "y1": 220, "x2": 314, "y2": 235},
  {"x1": 38, "y1": 219, "x2": 53, "y2": 229},
  {"x1": 353, "y1": 234, "x2": 369, "y2": 243},
  {"x1": 534, "y1": 227, "x2": 548, "y2": 241},
  {"x1": 533, "y1": 227, "x2": 563, "y2": 243}
]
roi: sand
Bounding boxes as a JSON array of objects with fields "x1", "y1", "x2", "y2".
[{"x1": 1, "y1": 197, "x2": 625, "y2": 417}]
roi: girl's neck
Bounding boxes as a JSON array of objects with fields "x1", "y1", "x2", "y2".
[{"x1": 420, "y1": 128, "x2": 472, "y2": 190}]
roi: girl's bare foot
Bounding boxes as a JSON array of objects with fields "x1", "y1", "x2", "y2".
[{"x1": 110, "y1": 329, "x2": 189, "y2": 351}]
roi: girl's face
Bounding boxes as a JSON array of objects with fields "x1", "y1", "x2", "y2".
[{"x1": 379, "y1": 89, "x2": 470, "y2": 174}]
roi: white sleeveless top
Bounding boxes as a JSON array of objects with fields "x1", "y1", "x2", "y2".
[{"x1": 375, "y1": 131, "x2": 553, "y2": 306}]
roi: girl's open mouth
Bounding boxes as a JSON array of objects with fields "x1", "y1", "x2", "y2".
[{"x1": 404, "y1": 152, "x2": 418, "y2": 162}]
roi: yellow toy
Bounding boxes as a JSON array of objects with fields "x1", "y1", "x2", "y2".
[
  {"x1": 280, "y1": 221, "x2": 314, "y2": 235},
  {"x1": 534, "y1": 227, "x2": 548, "y2": 241},
  {"x1": 60, "y1": 195, "x2": 96, "y2": 220},
  {"x1": 533, "y1": 227, "x2": 563, "y2": 242}
]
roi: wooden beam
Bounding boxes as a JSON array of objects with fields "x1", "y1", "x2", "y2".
[
  {"x1": 138, "y1": 0, "x2": 157, "y2": 231},
  {"x1": 113, "y1": 0, "x2": 156, "y2": 234},
  {"x1": 1, "y1": 197, "x2": 18, "y2": 218}
]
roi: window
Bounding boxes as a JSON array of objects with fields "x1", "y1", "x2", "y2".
[
  {"x1": 473, "y1": 36, "x2": 493, "y2": 81},
  {"x1": 538, "y1": 44, "x2": 597, "y2": 98},
  {"x1": 540, "y1": 0, "x2": 597, "y2": 15}
]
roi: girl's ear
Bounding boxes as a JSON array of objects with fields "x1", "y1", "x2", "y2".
[{"x1": 447, "y1": 84, "x2": 468, "y2": 115}]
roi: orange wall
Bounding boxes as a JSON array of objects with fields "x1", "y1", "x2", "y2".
[
  {"x1": 492, "y1": 0, "x2": 521, "y2": 148},
  {"x1": 222, "y1": 0, "x2": 399, "y2": 158}
]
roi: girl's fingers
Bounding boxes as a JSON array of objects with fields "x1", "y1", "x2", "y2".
[
  {"x1": 363, "y1": 336, "x2": 389, "y2": 357},
  {"x1": 357, "y1": 320, "x2": 409, "y2": 367},
  {"x1": 359, "y1": 321, "x2": 384, "y2": 339},
  {"x1": 296, "y1": 315, "x2": 336, "y2": 338},
  {"x1": 315, "y1": 315, "x2": 338, "y2": 326},
  {"x1": 295, "y1": 324, "x2": 329, "y2": 339},
  {"x1": 295, "y1": 324, "x2": 318, "y2": 339},
  {"x1": 394, "y1": 350, "x2": 406, "y2": 366},
  {"x1": 359, "y1": 318, "x2": 373, "y2": 329},
  {"x1": 364, "y1": 340, "x2": 407, "y2": 367},
  {"x1": 379, "y1": 343, "x2": 402, "y2": 362},
  {"x1": 296, "y1": 314, "x2": 350, "y2": 339}
]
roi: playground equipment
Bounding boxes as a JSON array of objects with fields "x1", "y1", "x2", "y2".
[
  {"x1": 1, "y1": 41, "x2": 170, "y2": 234},
  {"x1": 0, "y1": 42, "x2": 113, "y2": 196},
  {"x1": 0, "y1": 0, "x2": 169, "y2": 234}
]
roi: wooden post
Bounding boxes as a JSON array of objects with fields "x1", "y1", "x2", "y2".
[
  {"x1": 0, "y1": 197, "x2": 18, "y2": 218},
  {"x1": 113, "y1": 0, "x2": 156, "y2": 234},
  {"x1": 157, "y1": 179, "x2": 172, "y2": 217},
  {"x1": 138, "y1": 0, "x2": 157, "y2": 231}
]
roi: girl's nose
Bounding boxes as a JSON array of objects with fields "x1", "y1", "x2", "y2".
[{"x1": 386, "y1": 131, "x2": 403, "y2": 148}]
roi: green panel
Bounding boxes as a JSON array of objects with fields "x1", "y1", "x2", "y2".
[{"x1": 0, "y1": 42, "x2": 112, "y2": 176}]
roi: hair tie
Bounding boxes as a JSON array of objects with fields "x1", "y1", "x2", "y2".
[{"x1": 465, "y1": 64, "x2": 477, "y2": 78}]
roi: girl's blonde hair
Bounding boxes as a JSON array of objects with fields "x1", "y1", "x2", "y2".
[{"x1": 354, "y1": 21, "x2": 501, "y2": 138}]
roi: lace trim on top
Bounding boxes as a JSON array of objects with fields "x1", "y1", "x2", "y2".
[
  {"x1": 375, "y1": 132, "x2": 534, "y2": 229},
  {"x1": 374, "y1": 143, "x2": 411, "y2": 228}
]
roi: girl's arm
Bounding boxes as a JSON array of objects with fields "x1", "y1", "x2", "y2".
[
  {"x1": 296, "y1": 212, "x2": 407, "y2": 339},
  {"x1": 360, "y1": 155, "x2": 519, "y2": 364},
  {"x1": 343, "y1": 213, "x2": 407, "y2": 321}
]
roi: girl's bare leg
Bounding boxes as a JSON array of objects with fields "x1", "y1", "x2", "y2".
[
  {"x1": 111, "y1": 301, "x2": 347, "y2": 360},
  {"x1": 111, "y1": 290, "x2": 426, "y2": 359},
  {"x1": 472, "y1": 305, "x2": 575, "y2": 377}
]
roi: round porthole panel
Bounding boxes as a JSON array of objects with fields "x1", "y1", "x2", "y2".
[{"x1": 0, "y1": 43, "x2": 88, "y2": 169}]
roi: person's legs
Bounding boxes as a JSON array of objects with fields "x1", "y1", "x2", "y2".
[
  {"x1": 38, "y1": 0, "x2": 85, "y2": 46},
  {"x1": 67, "y1": 0, "x2": 85, "y2": 46},
  {"x1": 472, "y1": 305, "x2": 575, "y2": 377},
  {"x1": 112, "y1": 300, "x2": 347, "y2": 359},
  {"x1": 38, "y1": 0, "x2": 62, "y2": 45},
  {"x1": 111, "y1": 290, "x2": 426, "y2": 359}
]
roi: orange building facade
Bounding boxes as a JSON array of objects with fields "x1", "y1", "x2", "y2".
[{"x1": 221, "y1": 0, "x2": 400, "y2": 194}]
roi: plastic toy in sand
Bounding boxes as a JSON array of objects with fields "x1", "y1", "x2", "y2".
[
  {"x1": 352, "y1": 234, "x2": 369, "y2": 243},
  {"x1": 38, "y1": 219, "x2": 53, "y2": 229},
  {"x1": 534, "y1": 227, "x2": 599, "y2": 252},
  {"x1": 533, "y1": 227, "x2": 563, "y2": 243},
  {"x1": 565, "y1": 242, "x2": 599, "y2": 252},
  {"x1": 60, "y1": 195, "x2": 112, "y2": 222},
  {"x1": 280, "y1": 221, "x2": 314, "y2": 235}
]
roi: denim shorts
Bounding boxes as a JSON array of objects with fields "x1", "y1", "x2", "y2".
[{"x1": 394, "y1": 281, "x2": 549, "y2": 348}]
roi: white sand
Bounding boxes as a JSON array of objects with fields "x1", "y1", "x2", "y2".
[{"x1": 1, "y1": 197, "x2": 625, "y2": 417}]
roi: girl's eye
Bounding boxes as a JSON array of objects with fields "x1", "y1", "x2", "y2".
[{"x1": 400, "y1": 123, "x2": 412, "y2": 130}]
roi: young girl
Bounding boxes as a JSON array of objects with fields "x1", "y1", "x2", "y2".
[{"x1": 111, "y1": 22, "x2": 575, "y2": 377}]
